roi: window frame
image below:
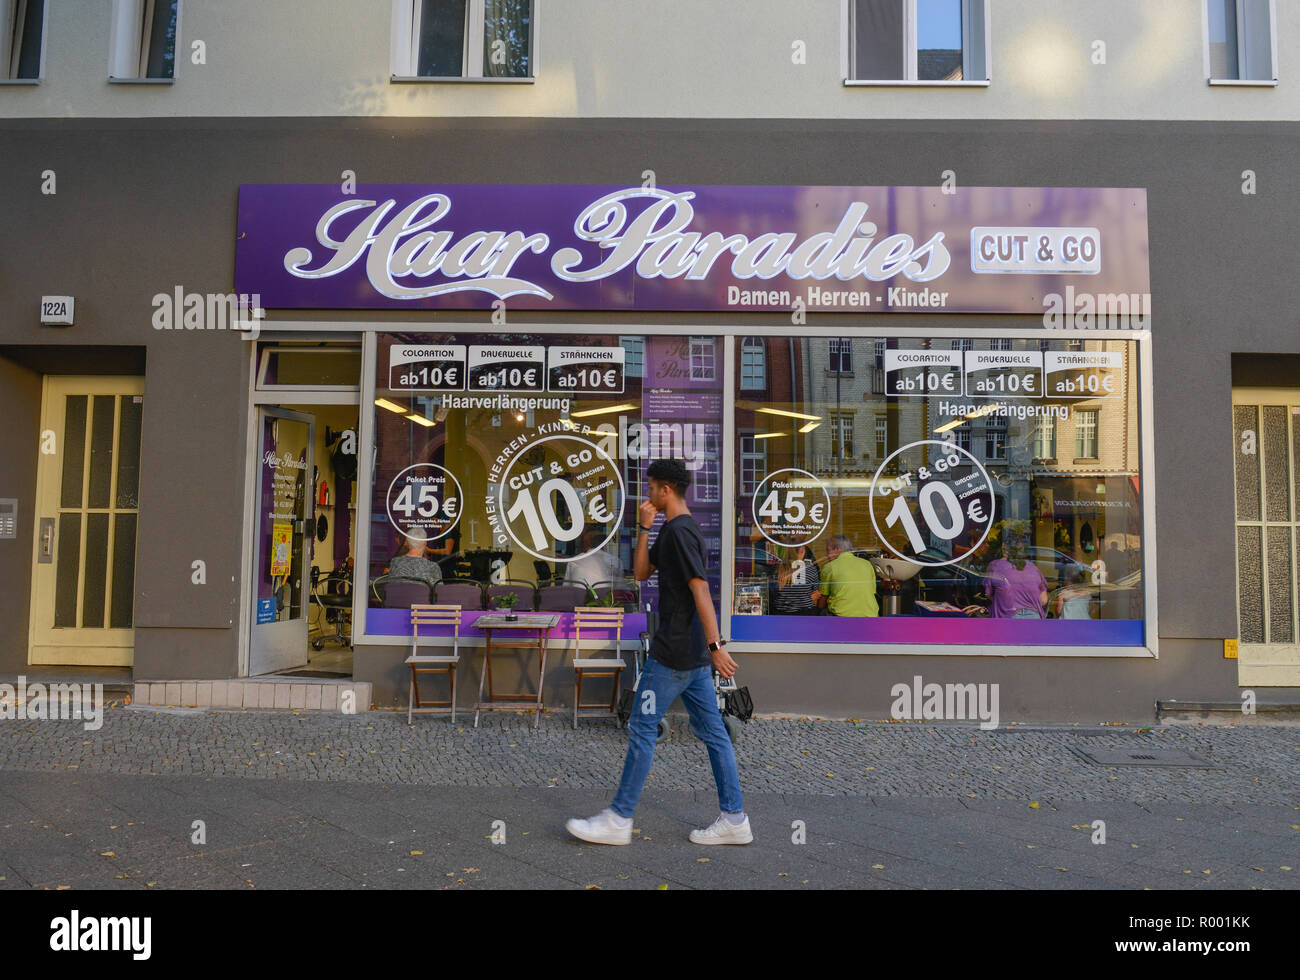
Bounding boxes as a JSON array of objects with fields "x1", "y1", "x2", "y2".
[
  {"x1": 391, "y1": 0, "x2": 537, "y2": 83},
  {"x1": 1075, "y1": 409, "x2": 1099, "y2": 460},
  {"x1": 108, "y1": 0, "x2": 180, "y2": 83},
  {"x1": 828, "y1": 337, "x2": 853, "y2": 374},
  {"x1": 1203, "y1": 0, "x2": 1278, "y2": 85},
  {"x1": 844, "y1": 0, "x2": 990, "y2": 87},
  {"x1": 689, "y1": 336, "x2": 718, "y2": 382},
  {"x1": 0, "y1": 0, "x2": 47, "y2": 82},
  {"x1": 740, "y1": 337, "x2": 766, "y2": 391}
]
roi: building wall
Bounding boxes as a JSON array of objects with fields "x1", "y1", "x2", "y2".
[
  {"x1": 1, "y1": 0, "x2": 1296, "y2": 121},
  {"x1": 0, "y1": 115, "x2": 1295, "y2": 718}
]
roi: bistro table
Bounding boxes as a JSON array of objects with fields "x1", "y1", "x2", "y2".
[{"x1": 471, "y1": 612, "x2": 561, "y2": 729}]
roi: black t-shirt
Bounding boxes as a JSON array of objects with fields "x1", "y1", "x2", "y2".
[{"x1": 648, "y1": 514, "x2": 711, "y2": 670}]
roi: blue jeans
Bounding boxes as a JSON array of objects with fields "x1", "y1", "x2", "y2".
[{"x1": 610, "y1": 657, "x2": 744, "y2": 819}]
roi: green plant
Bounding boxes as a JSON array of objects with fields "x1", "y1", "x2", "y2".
[{"x1": 494, "y1": 591, "x2": 519, "y2": 610}]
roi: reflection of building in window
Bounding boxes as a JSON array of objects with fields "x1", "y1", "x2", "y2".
[
  {"x1": 828, "y1": 338, "x2": 852, "y2": 373},
  {"x1": 619, "y1": 336, "x2": 644, "y2": 377},
  {"x1": 953, "y1": 424, "x2": 971, "y2": 452},
  {"x1": 694, "y1": 425, "x2": 722, "y2": 504},
  {"x1": 741, "y1": 337, "x2": 766, "y2": 390},
  {"x1": 1075, "y1": 409, "x2": 1098, "y2": 458},
  {"x1": 874, "y1": 416, "x2": 888, "y2": 460},
  {"x1": 689, "y1": 336, "x2": 717, "y2": 381},
  {"x1": 950, "y1": 338, "x2": 973, "y2": 352},
  {"x1": 873, "y1": 339, "x2": 887, "y2": 369},
  {"x1": 990, "y1": 338, "x2": 1013, "y2": 351},
  {"x1": 831, "y1": 412, "x2": 854, "y2": 458},
  {"x1": 740, "y1": 433, "x2": 767, "y2": 495},
  {"x1": 1032, "y1": 415, "x2": 1056, "y2": 460},
  {"x1": 1066, "y1": 337, "x2": 1084, "y2": 351},
  {"x1": 984, "y1": 417, "x2": 1007, "y2": 460}
]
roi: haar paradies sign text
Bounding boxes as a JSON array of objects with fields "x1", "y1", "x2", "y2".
[{"x1": 236, "y1": 185, "x2": 1150, "y2": 313}]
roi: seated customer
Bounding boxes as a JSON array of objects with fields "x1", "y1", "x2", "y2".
[
  {"x1": 386, "y1": 533, "x2": 444, "y2": 594},
  {"x1": 811, "y1": 536, "x2": 878, "y2": 617},
  {"x1": 773, "y1": 543, "x2": 820, "y2": 615},
  {"x1": 564, "y1": 525, "x2": 623, "y2": 590},
  {"x1": 964, "y1": 530, "x2": 1047, "y2": 619}
]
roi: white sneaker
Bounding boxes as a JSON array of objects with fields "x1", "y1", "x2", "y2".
[
  {"x1": 566, "y1": 808, "x2": 633, "y2": 845},
  {"x1": 689, "y1": 812, "x2": 753, "y2": 845}
]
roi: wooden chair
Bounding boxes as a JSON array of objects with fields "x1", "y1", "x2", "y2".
[
  {"x1": 406, "y1": 604, "x2": 462, "y2": 724},
  {"x1": 571, "y1": 606, "x2": 626, "y2": 729}
]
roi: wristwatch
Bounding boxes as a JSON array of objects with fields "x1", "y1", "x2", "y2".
[{"x1": 707, "y1": 639, "x2": 727, "y2": 653}]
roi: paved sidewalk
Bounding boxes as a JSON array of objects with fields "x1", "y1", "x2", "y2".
[{"x1": 0, "y1": 707, "x2": 1296, "y2": 889}]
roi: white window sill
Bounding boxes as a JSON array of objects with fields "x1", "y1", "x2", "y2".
[
  {"x1": 0, "y1": 78, "x2": 40, "y2": 85},
  {"x1": 108, "y1": 76, "x2": 175, "y2": 84},
  {"x1": 844, "y1": 79, "x2": 989, "y2": 88},
  {"x1": 1207, "y1": 78, "x2": 1278, "y2": 87},
  {"x1": 390, "y1": 75, "x2": 534, "y2": 84}
]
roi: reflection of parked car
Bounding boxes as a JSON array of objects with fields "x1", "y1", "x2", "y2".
[{"x1": 1048, "y1": 570, "x2": 1143, "y2": 620}]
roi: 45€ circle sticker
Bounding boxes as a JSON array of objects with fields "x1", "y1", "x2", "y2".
[
  {"x1": 752, "y1": 468, "x2": 830, "y2": 548},
  {"x1": 494, "y1": 435, "x2": 625, "y2": 562},
  {"x1": 870, "y1": 440, "x2": 995, "y2": 567},
  {"x1": 387, "y1": 463, "x2": 462, "y2": 542}
]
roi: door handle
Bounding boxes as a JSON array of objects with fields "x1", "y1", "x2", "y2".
[{"x1": 38, "y1": 517, "x2": 55, "y2": 563}]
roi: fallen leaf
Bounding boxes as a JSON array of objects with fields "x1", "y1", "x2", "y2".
[
  {"x1": 463, "y1": 868, "x2": 480, "y2": 873},
  {"x1": 1028, "y1": 801, "x2": 1040, "y2": 809},
  {"x1": 1281, "y1": 866, "x2": 1292, "y2": 871},
  {"x1": 410, "y1": 851, "x2": 423, "y2": 856},
  {"x1": 1252, "y1": 867, "x2": 1265, "y2": 872},
  {"x1": 872, "y1": 864, "x2": 885, "y2": 869},
  {"x1": 585, "y1": 884, "x2": 600, "y2": 890},
  {"x1": 100, "y1": 851, "x2": 115, "y2": 857},
  {"x1": 1056, "y1": 867, "x2": 1068, "y2": 872},
  {"x1": 697, "y1": 858, "x2": 710, "y2": 863},
  {"x1": 656, "y1": 884, "x2": 668, "y2": 890}
]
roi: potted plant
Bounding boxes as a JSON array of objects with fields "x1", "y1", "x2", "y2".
[{"x1": 494, "y1": 591, "x2": 520, "y2": 620}]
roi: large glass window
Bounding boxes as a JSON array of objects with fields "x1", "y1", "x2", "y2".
[
  {"x1": 366, "y1": 333, "x2": 722, "y2": 637},
  {"x1": 849, "y1": 0, "x2": 988, "y2": 82},
  {"x1": 732, "y1": 335, "x2": 1146, "y2": 647}
]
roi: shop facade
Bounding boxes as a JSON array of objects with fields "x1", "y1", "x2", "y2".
[{"x1": 1, "y1": 117, "x2": 1296, "y2": 721}]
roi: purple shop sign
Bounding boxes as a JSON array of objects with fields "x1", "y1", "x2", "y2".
[{"x1": 235, "y1": 185, "x2": 1150, "y2": 314}]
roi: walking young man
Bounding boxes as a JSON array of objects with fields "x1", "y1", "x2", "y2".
[{"x1": 566, "y1": 459, "x2": 752, "y2": 845}]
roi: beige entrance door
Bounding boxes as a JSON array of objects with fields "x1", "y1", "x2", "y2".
[
  {"x1": 29, "y1": 376, "x2": 144, "y2": 666},
  {"x1": 1231, "y1": 388, "x2": 1300, "y2": 685}
]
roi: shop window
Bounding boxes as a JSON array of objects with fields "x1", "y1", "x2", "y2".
[
  {"x1": 848, "y1": 0, "x2": 988, "y2": 83},
  {"x1": 364, "y1": 332, "x2": 722, "y2": 638},
  {"x1": 1075, "y1": 409, "x2": 1099, "y2": 459},
  {"x1": 392, "y1": 0, "x2": 533, "y2": 80},
  {"x1": 740, "y1": 338, "x2": 766, "y2": 390},
  {"x1": 109, "y1": 0, "x2": 178, "y2": 80},
  {"x1": 2, "y1": 0, "x2": 45, "y2": 80},
  {"x1": 689, "y1": 336, "x2": 717, "y2": 381},
  {"x1": 828, "y1": 338, "x2": 853, "y2": 373},
  {"x1": 731, "y1": 333, "x2": 1147, "y2": 649},
  {"x1": 1206, "y1": 0, "x2": 1276, "y2": 82}
]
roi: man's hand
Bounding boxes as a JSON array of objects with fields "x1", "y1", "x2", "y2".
[
  {"x1": 711, "y1": 646, "x2": 739, "y2": 679},
  {"x1": 638, "y1": 499, "x2": 658, "y2": 529}
]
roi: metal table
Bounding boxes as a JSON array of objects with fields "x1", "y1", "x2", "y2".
[{"x1": 471, "y1": 612, "x2": 561, "y2": 729}]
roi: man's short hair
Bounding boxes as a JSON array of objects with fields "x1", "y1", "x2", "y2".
[
  {"x1": 646, "y1": 458, "x2": 691, "y2": 496},
  {"x1": 830, "y1": 534, "x2": 853, "y2": 551}
]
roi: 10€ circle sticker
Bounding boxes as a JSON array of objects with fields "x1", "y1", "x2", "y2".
[
  {"x1": 386, "y1": 463, "x2": 462, "y2": 542},
  {"x1": 869, "y1": 440, "x2": 995, "y2": 567},
  {"x1": 752, "y1": 468, "x2": 830, "y2": 548},
  {"x1": 494, "y1": 434, "x2": 625, "y2": 562}
]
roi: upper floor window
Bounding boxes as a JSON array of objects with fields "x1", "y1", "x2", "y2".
[
  {"x1": 848, "y1": 0, "x2": 988, "y2": 83},
  {"x1": 619, "y1": 336, "x2": 644, "y2": 378},
  {"x1": 689, "y1": 336, "x2": 717, "y2": 381},
  {"x1": 110, "y1": 0, "x2": 178, "y2": 80},
  {"x1": 1075, "y1": 410, "x2": 1099, "y2": 459},
  {"x1": 2, "y1": 0, "x2": 45, "y2": 80},
  {"x1": 393, "y1": 0, "x2": 533, "y2": 80},
  {"x1": 828, "y1": 338, "x2": 853, "y2": 373},
  {"x1": 1206, "y1": 0, "x2": 1276, "y2": 82},
  {"x1": 740, "y1": 338, "x2": 766, "y2": 390}
]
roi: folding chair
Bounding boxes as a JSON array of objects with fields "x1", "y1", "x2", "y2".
[
  {"x1": 406, "y1": 604, "x2": 462, "y2": 724},
  {"x1": 571, "y1": 606, "x2": 626, "y2": 729}
]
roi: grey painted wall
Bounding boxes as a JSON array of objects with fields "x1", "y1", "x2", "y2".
[{"x1": 0, "y1": 116, "x2": 1296, "y2": 716}]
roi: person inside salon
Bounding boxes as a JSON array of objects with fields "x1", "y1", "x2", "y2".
[
  {"x1": 963, "y1": 527, "x2": 1047, "y2": 619},
  {"x1": 811, "y1": 535, "x2": 879, "y2": 617},
  {"x1": 564, "y1": 525, "x2": 623, "y2": 590},
  {"x1": 385, "y1": 531, "x2": 444, "y2": 593},
  {"x1": 772, "y1": 543, "x2": 820, "y2": 615}
]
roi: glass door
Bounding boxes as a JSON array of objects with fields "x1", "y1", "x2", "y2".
[
  {"x1": 250, "y1": 407, "x2": 315, "y2": 675},
  {"x1": 29, "y1": 377, "x2": 144, "y2": 666},
  {"x1": 1231, "y1": 389, "x2": 1300, "y2": 685}
]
